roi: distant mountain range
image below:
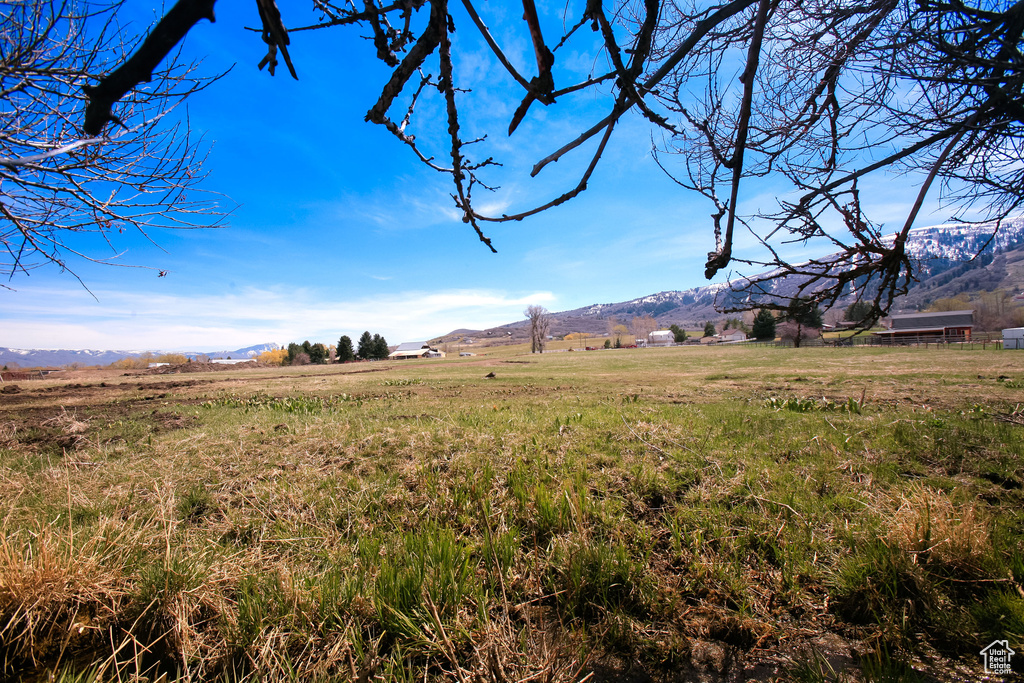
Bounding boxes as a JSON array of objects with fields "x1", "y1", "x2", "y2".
[
  {"x1": 0, "y1": 343, "x2": 279, "y2": 369},
  {"x1": 435, "y1": 217, "x2": 1024, "y2": 341},
  {"x1": 6, "y1": 219, "x2": 1024, "y2": 367}
]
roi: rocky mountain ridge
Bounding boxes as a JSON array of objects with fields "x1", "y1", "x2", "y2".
[{"x1": 436, "y1": 217, "x2": 1024, "y2": 341}]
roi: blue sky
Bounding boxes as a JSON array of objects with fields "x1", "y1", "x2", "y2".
[{"x1": 3, "y1": 2, "x2": 943, "y2": 352}]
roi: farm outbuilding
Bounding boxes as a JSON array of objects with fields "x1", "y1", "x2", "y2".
[
  {"x1": 389, "y1": 342, "x2": 446, "y2": 359},
  {"x1": 648, "y1": 330, "x2": 674, "y2": 346},
  {"x1": 720, "y1": 329, "x2": 747, "y2": 342},
  {"x1": 874, "y1": 310, "x2": 974, "y2": 343},
  {"x1": 1004, "y1": 328, "x2": 1024, "y2": 349}
]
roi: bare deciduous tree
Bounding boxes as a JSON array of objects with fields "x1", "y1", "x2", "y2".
[
  {"x1": 607, "y1": 318, "x2": 629, "y2": 347},
  {"x1": 0, "y1": 0, "x2": 222, "y2": 287},
  {"x1": 292, "y1": 0, "x2": 1023, "y2": 323},
  {"x1": 654, "y1": 0, "x2": 1024, "y2": 324},
  {"x1": 524, "y1": 305, "x2": 550, "y2": 353},
  {"x1": 777, "y1": 321, "x2": 820, "y2": 348},
  {"x1": 629, "y1": 315, "x2": 658, "y2": 345},
  {"x1": 22, "y1": 0, "x2": 1024, "y2": 314}
]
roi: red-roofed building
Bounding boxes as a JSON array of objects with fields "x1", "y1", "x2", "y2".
[{"x1": 874, "y1": 310, "x2": 974, "y2": 343}]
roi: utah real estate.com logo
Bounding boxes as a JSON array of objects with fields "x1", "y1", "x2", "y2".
[{"x1": 980, "y1": 639, "x2": 1015, "y2": 675}]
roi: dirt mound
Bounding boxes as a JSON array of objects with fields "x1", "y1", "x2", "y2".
[{"x1": 143, "y1": 361, "x2": 266, "y2": 375}]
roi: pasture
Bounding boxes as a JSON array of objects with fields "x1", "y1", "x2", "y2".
[{"x1": 2, "y1": 345, "x2": 1023, "y2": 681}]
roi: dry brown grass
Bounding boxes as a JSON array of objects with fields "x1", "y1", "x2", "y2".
[
  {"x1": 887, "y1": 485, "x2": 993, "y2": 573},
  {"x1": 0, "y1": 522, "x2": 130, "y2": 670},
  {"x1": 1, "y1": 346, "x2": 1022, "y2": 680}
]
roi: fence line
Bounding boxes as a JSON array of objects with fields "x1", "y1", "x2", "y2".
[{"x1": 740, "y1": 335, "x2": 1005, "y2": 350}]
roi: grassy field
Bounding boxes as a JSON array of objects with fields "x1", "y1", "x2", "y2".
[{"x1": 1, "y1": 345, "x2": 1023, "y2": 681}]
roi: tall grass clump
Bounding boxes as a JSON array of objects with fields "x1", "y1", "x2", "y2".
[
  {"x1": 832, "y1": 485, "x2": 1019, "y2": 651},
  {"x1": 546, "y1": 537, "x2": 652, "y2": 623},
  {"x1": 372, "y1": 525, "x2": 481, "y2": 656}
]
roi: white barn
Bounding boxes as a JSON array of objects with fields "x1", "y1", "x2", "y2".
[
  {"x1": 389, "y1": 342, "x2": 446, "y2": 360},
  {"x1": 1004, "y1": 328, "x2": 1024, "y2": 349},
  {"x1": 649, "y1": 330, "x2": 674, "y2": 346}
]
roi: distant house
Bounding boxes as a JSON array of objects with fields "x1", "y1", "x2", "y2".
[
  {"x1": 720, "y1": 329, "x2": 747, "y2": 342},
  {"x1": 389, "y1": 342, "x2": 446, "y2": 360},
  {"x1": 649, "y1": 330, "x2": 674, "y2": 346},
  {"x1": 875, "y1": 310, "x2": 974, "y2": 342}
]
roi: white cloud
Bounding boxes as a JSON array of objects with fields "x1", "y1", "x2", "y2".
[{"x1": 2, "y1": 286, "x2": 557, "y2": 351}]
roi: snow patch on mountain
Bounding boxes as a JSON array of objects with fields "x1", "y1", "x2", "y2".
[{"x1": 0, "y1": 343, "x2": 281, "y2": 369}]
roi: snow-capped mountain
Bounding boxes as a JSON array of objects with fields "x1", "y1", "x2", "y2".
[
  {"x1": 8, "y1": 219, "x2": 1024, "y2": 367},
  {"x1": 711, "y1": 217, "x2": 1024, "y2": 309},
  {"x1": 198, "y1": 343, "x2": 280, "y2": 359},
  {"x1": 436, "y1": 217, "x2": 1024, "y2": 340},
  {"x1": 903, "y1": 220, "x2": 1024, "y2": 260},
  {"x1": 0, "y1": 343, "x2": 280, "y2": 369}
]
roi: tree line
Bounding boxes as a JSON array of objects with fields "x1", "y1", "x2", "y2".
[
  {"x1": 268, "y1": 332, "x2": 391, "y2": 366},
  {"x1": 927, "y1": 291, "x2": 1024, "y2": 331},
  {"x1": 703, "y1": 302, "x2": 828, "y2": 348}
]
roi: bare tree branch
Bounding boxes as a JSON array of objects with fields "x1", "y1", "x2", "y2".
[
  {"x1": 82, "y1": 0, "x2": 216, "y2": 135},
  {"x1": 15, "y1": 0, "x2": 1022, "y2": 319},
  {"x1": 2, "y1": 1, "x2": 224, "y2": 283}
]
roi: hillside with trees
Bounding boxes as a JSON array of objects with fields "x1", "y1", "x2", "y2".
[{"x1": 438, "y1": 220, "x2": 1024, "y2": 342}]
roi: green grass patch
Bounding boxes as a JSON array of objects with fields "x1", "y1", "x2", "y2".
[{"x1": 2, "y1": 345, "x2": 1023, "y2": 680}]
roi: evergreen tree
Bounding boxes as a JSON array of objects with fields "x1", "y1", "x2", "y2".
[
  {"x1": 669, "y1": 324, "x2": 687, "y2": 343},
  {"x1": 787, "y1": 300, "x2": 824, "y2": 328},
  {"x1": 784, "y1": 298, "x2": 824, "y2": 348},
  {"x1": 752, "y1": 309, "x2": 777, "y2": 340},
  {"x1": 726, "y1": 316, "x2": 749, "y2": 333},
  {"x1": 308, "y1": 343, "x2": 328, "y2": 364},
  {"x1": 336, "y1": 335, "x2": 355, "y2": 363},
  {"x1": 357, "y1": 331, "x2": 373, "y2": 360},
  {"x1": 371, "y1": 334, "x2": 390, "y2": 360},
  {"x1": 703, "y1": 321, "x2": 717, "y2": 337},
  {"x1": 844, "y1": 301, "x2": 872, "y2": 322},
  {"x1": 286, "y1": 342, "x2": 303, "y2": 364}
]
